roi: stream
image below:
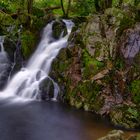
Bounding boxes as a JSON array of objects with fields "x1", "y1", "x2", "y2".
[
  {"x1": 0, "y1": 98, "x2": 138, "y2": 140},
  {"x1": 0, "y1": 98, "x2": 113, "y2": 140}
]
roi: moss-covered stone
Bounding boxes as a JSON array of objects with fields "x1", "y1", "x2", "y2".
[
  {"x1": 21, "y1": 30, "x2": 36, "y2": 58},
  {"x1": 66, "y1": 81, "x2": 103, "y2": 111},
  {"x1": 52, "y1": 20, "x2": 67, "y2": 39},
  {"x1": 110, "y1": 106, "x2": 140, "y2": 129},
  {"x1": 82, "y1": 49, "x2": 105, "y2": 79}
]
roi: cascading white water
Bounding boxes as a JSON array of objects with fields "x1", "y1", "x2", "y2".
[
  {"x1": 0, "y1": 20, "x2": 74, "y2": 100},
  {"x1": 0, "y1": 36, "x2": 5, "y2": 52},
  {"x1": 0, "y1": 36, "x2": 11, "y2": 91}
]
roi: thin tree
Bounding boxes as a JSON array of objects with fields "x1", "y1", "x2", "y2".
[
  {"x1": 27, "y1": 0, "x2": 33, "y2": 28},
  {"x1": 60, "y1": 0, "x2": 72, "y2": 18},
  {"x1": 60, "y1": 0, "x2": 66, "y2": 17},
  {"x1": 65, "y1": 0, "x2": 71, "y2": 18},
  {"x1": 94, "y1": 0, "x2": 101, "y2": 12}
]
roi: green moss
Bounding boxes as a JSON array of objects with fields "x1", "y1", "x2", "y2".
[
  {"x1": 0, "y1": 12, "x2": 18, "y2": 35},
  {"x1": 130, "y1": 80, "x2": 140, "y2": 104},
  {"x1": 82, "y1": 49, "x2": 104, "y2": 79},
  {"x1": 110, "y1": 106, "x2": 140, "y2": 129},
  {"x1": 67, "y1": 81, "x2": 102, "y2": 111},
  {"x1": 117, "y1": 15, "x2": 135, "y2": 37},
  {"x1": 115, "y1": 57, "x2": 125, "y2": 70},
  {"x1": 32, "y1": 7, "x2": 44, "y2": 18},
  {"x1": 21, "y1": 31, "x2": 36, "y2": 58}
]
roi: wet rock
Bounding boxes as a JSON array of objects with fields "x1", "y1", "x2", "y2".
[
  {"x1": 39, "y1": 77, "x2": 54, "y2": 100},
  {"x1": 98, "y1": 130, "x2": 140, "y2": 140},
  {"x1": 52, "y1": 20, "x2": 67, "y2": 39},
  {"x1": 127, "y1": 134, "x2": 140, "y2": 140},
  {"x1": 97, "y1": 130, "x2": 124, "y2": 140}
]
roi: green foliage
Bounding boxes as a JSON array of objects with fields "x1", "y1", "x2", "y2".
[
  {"x1": 134, "y1": 0, "x2": 140, "y2": 6},
  {"x1": 0, "y1": 0, "x2": 8, "y2": 10},
  {"x1": 130, "y1": 80, "x2": 140, "y2": 104},
  {"x1": 115, "y1": 58, "x2": 125, "y2": 70},
  {"x1": 72, "y1": 0, "x2": 96, "y2": 16},
  {"x1": 34, "y1": 0, "x2": 60, "y2": 8},
  {"x1": 127, "y1": 107, "x2": 139, "y2": 118},
  {"x1": 0, "y1": 12, "x2": 20, "y2": 37},
  {"x1": 118, "y1": 15, "x2": 135, "y2": 36},
  {"x1": 0, "y1": 0, "x2": 25, "y2": 13},
  {"x1": 32, "y1": 7, "x2": 44, "y2": 18}
]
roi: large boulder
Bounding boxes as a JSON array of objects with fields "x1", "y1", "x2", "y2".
[{"x1": 39, "y1": 77, "x2": 55, "y2": 100}]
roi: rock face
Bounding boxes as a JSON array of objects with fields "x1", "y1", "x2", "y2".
[
  {"x1": 52, "y1": 7, "x2": 140, "y2": 129},
  {"x1": 97, "y1": 130, "x2": 124, "y2": 140},
  {"x1": 52, "y1": 20, "x2": 67, "y2": 39},
  {"x1": 110, "y1": 106, "x2": 140, "y2": 129},
  {"x1": 97, "y1": 130, "x2": 140, "y2": 140}
]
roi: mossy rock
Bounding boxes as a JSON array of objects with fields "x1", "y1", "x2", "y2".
[
  {"x1": 21, "y1": 30, "x2": 36, "y2": 58},
  {"x1": 82, "y1": 49, "x2": 105, "y2": 79},
  {"x1": 52, "y1": 20, "x2": 67, "y2": 39},
  {"x1": 110, "y1": 106, "x2": 140, "y2": 129},
  {"x1": 97, "y1": 130, "x2": 124, "y2": 140},
  {"x1": 66, "y1": 81, "x2": 102, "y2": 111},
  {"x1": 130, "y1": 80, "x2": 140, "y2": 104}
]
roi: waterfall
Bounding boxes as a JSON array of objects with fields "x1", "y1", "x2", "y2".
[
  {"x1": 0, "y1": 20, "x2": 74, "y2": 100},
  {"x1": 0, "y1": 36, "x2": 11, "y2": 90},
  {"x1": 0, "y1": 36, "x2": 5, "y2": 52},
  {"x1": 8, "y1": 25, "x2": 23, "y2": 81}
]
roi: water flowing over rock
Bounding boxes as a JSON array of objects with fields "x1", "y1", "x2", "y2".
[
  {"x1": 0, "y1": 36, "x2": 11, "y2": 90},
  {"x1": 0, "y1": 20, "x2": 74, "y2": 100},
  {"x1": 0, "y1": 36, "x2": 5, "y2": 52}
]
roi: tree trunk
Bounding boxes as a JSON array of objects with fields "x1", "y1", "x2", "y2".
[
  {"x1": 105, "y1": 0, "x2": 112, "y2": 9},
  {"x1": 60, "y1": 0, "x2": 66, "y2": 17},
  {"x1": 65, "y1": 0, "x2": 71, "y2": 18},
  {"x1": 94, "y1": 0, "x2": 101, "y2": 12},
  {"x1": 119, "y1": 0, "x2": 123, "y2": 7},
  {"x1": 27, "y1": 0, "x2": 33, "y2": 28}
]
